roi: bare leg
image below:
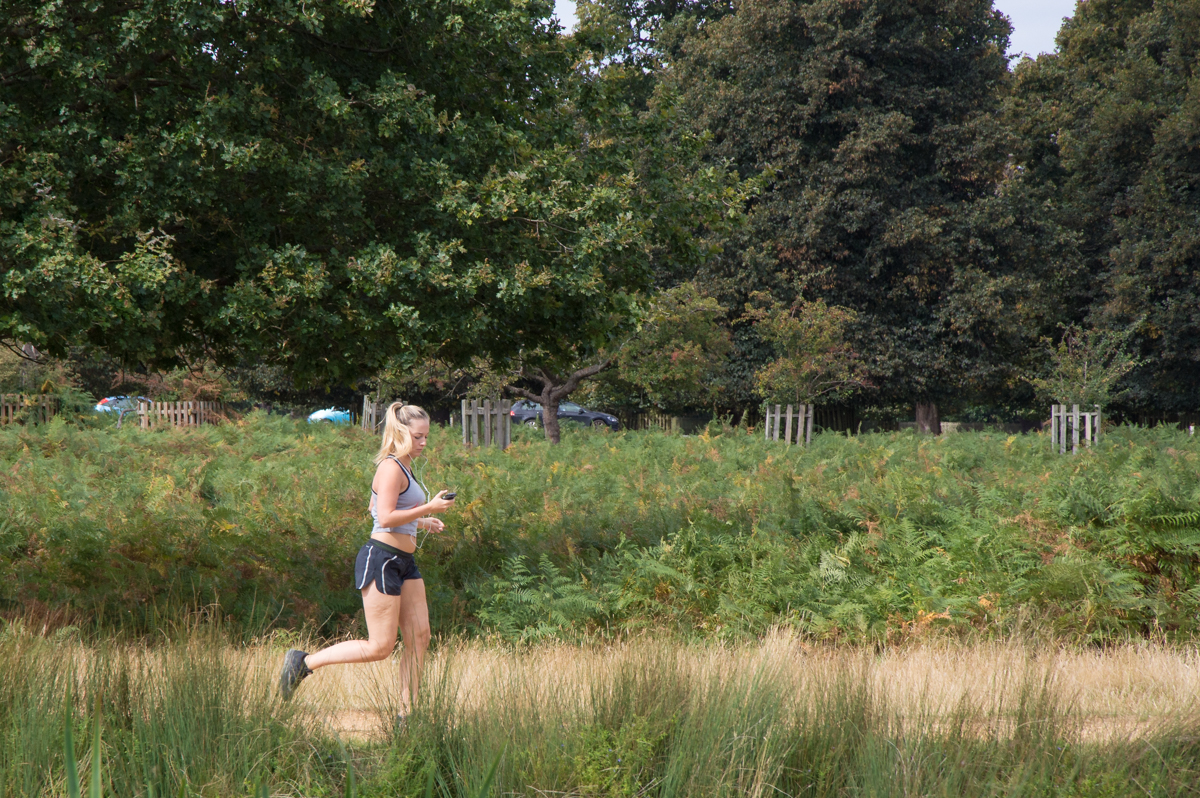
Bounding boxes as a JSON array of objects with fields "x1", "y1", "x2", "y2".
[
  {"x1": 397, "y1": 578, "x2": 431, "y2": 712},
  {"x1": 305, "y1": 583, "x2": 400, "y2": 670}
]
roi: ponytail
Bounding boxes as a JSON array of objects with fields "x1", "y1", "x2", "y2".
[{"x1": 375, "y1": 402, "x2": 430, "y2": 464}]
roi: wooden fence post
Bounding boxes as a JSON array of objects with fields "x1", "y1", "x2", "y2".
[
  {"x1": 1071, "y1": 404, "x2": 1080, "y2": 455},
  {"x1": 482, "y1": 399, "x2": 491, "y2": 447},
  {"x1": 784, "y1": 404, "x2": 794, "y2": 445},
  {"x1": 470, "y1": 399, "x2": 479, "y2": 446},
  {"x1": 805, "y1": 403, "x2": 814, "y2": 445}
]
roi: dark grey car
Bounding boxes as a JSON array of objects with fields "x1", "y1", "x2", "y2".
[{"x1": 510, "y1": 400, "x2": 620, "y2": 431}]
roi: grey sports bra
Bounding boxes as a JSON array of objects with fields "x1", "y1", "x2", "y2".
[{"x1": 369, "y1": 455, "x2": 426, "y2": 537}]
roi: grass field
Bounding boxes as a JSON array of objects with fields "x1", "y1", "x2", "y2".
[
  {"x1": 3, "y1": 624, "x2": 1199, "y2": 797},
  {"x1": 2, "y1": 413, "x2": 1200, "y2": 641}
]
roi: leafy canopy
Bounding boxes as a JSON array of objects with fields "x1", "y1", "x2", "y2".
[
  {"x1": 0, "y1": 0, "x2": 743, "y2": 388},
  {"x1": 745, "y1": 291, "x2": 868, "y2": 407}
]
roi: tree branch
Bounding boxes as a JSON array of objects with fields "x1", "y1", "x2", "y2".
[
  {"x1": 0, "y1": 340, "x2": 43, "y2": 363},
  {"x1": 504, "y1": 384, "x2": 542, "y2": 402},
  {"x1": 553, "y1": 358, "x2": 613, "y2": 399}
]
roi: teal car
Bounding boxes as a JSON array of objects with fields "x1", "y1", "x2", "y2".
[{"x1": 307, "y1": 407, "x2": 352, "y2": 424}]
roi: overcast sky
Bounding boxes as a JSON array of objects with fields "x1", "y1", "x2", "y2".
[{"x1": 551, "y1": 0, "x2": 1079, "y2": 57}]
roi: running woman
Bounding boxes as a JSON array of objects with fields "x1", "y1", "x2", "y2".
[{"x1": 278, "y1": 403, "x2": 455, "y2": 713}]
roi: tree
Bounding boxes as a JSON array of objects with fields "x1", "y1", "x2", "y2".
[
  {"x1": 1007, "y1": 0, "x2": 1200, "y2": 413},
  {"x1": 1027, "y1": 324, "x2": 1141, "y2": 409},
  {"x1": 0, "y1": 0, "x2": 743, "y2": 390},
  {"x1": 745, "y1": 291, "x2": 869, "y2": 409},
  {"x1": 664, "y1": 0, "x2": 1062, "y2": 422},
  {"x1": 505, "y1": 281, "x2": 731, "y2": 442}
]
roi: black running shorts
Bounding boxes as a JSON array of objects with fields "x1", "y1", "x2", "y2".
[{"x1": 354, "y1": 538, "x2": 422, "y2": 596}]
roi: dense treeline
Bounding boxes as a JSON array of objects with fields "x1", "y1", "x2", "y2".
[{"x1": 1, "y1": 0, "x2": 1197, "y2": 422}]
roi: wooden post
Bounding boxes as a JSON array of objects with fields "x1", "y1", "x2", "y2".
[
  {"x1": 1095, "y1": 404, "x2": 1102, "y2": 441},
  {"x1": 784, "y1": 404, "x2": 794, "y2": 446},
  {"x1": 772, "y1": 405, "x2": 781, "y2": 441},
  {"x1": 1085, "y1": 410, "x2": 1092, "y2": 446},
  {"x1": 470, "y1": 400, "x2": 479, "y2": 446},
  {"x1": 461, "y1": 400, "x2": 469, "y2": 446},
  {"x1": 1050, "y1": 405, "x2": 1058, "y2": 450},
  {"x1": 506, "y1": 401, "x2": 512, "y2": 447},
  {"x1": 1071, "y1": 404, "x2": 1080, "y2": 455},
  {"x1": 764, "y1": 404, "x2": 770, "y2": 441},
  {"x1": 483, "y1": 399, "x2": 492, "y2": 447}
]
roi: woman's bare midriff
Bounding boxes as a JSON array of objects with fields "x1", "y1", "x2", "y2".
[{"x1": 371, "y1": 530, "x2": 418, "y2": 554}]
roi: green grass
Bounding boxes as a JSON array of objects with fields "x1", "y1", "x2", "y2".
[{"x1": 2, "y1": 413, "x2": 1200, "y2": 641}]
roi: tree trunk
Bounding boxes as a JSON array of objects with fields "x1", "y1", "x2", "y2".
[
  {"x1": 508, "y1": 361, "x2": 614, "y2": 444},
  {"x1": 915, "y1": 402, "x2": 940, "y2": 435},
  {"x1": 541, "y1": 390, "x2": 563, "y2": 444}
]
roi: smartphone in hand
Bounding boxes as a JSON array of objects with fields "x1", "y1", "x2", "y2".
[{"x1": 443, "y1": 492, "x2": 458, "y2": 500}]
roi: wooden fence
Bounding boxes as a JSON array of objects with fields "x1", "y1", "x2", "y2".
[
  {"x1": 137, "y1": 400, "x2": 224, "y2": 429},
  {"x1": 763, "y1": 403, "x2": 814, "y2": 446},
  {"x1": 0, "y1": 394, "x2": 57, "y2": 425},
  {"x1": 630, "y1": 411, "x2": 680, "y2": 433},
  {"x1": 1050, "y1": 403, "x2": 1100, "y2": 454},
  {"x1": 455, "y1": 399, "x2": 512, "y2": 449},
  {"x1": 361, "y1": 395, "x2": 386, "y2": 433}
]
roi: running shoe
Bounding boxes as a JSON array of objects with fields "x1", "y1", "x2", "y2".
[{"x1": 279, "y1": 649, "x2": 312, "y2": 700}]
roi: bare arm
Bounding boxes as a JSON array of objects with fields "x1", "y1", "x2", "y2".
[{"x1": 374, "y1": 459, "x2": 455, "y2": 529}]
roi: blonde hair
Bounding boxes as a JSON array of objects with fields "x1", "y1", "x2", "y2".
[{"x1": 375, "y1": 402, "x2": 431, "y2": 464}]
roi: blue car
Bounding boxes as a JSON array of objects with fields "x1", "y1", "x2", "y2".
[
  {"x1": 308, "y1": 407, "x2": 352, "y2": 424},
  {"x1": 95, "y1": 396, "x2": 150, "y2": 420}
]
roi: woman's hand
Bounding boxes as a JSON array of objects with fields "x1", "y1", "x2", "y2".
[
  {"x1": 425, "y1": 490, "x2": 457, "y2": 514},
  {"x1": 420, "y1": 517, "x2": 446, "y2": 534}
]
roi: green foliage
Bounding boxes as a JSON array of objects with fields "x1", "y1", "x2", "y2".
[
  {"x1": 745, "y1": 290, "x2": 869, "y2": 406},
  {"x1": 614, "y1": 281, "x2": 732, "y2": 408},
  {"x1": 1007, "y1": 0, "x2": 1200, "y2": 412},
  {"x1": 1028, "y1": 323, "x2": 1142, "y2": 407},
  {"x1": 0, "y1": 0, "x2": 745, "y2": 390},
  {"x1": 665, "y1": 0, "x2": 1052, "y2": 407},
  {"x1": 5, "y1": 414, "x2": 1200, "y2": 642}
]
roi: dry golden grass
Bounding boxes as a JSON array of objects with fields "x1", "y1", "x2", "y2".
[{"x1": 253, "y1": 632, "x2": 1200, "y2": 743}]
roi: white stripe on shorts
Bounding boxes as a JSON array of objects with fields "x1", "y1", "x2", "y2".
[
  {"x1": 357, "y1": 546, "x2": 374, "y2": 590},
  {"x1": 381, "y1": 554, "x2": 399, "y2": 593}
]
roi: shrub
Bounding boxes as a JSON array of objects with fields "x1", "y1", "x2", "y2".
[{"x1": 2, "y1": 413, "x2": 1199, "y2": 641}]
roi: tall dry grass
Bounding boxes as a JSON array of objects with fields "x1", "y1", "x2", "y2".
[
  {"x1": 4, "y1": 623, "x2": 1200, "y2": 796},
  {"x1": 291, "y1": 632, "x2": 1200, "y2": 795},
  {"x1": 296, "y1": 633, "x2": 1200, "y2": 743}
]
